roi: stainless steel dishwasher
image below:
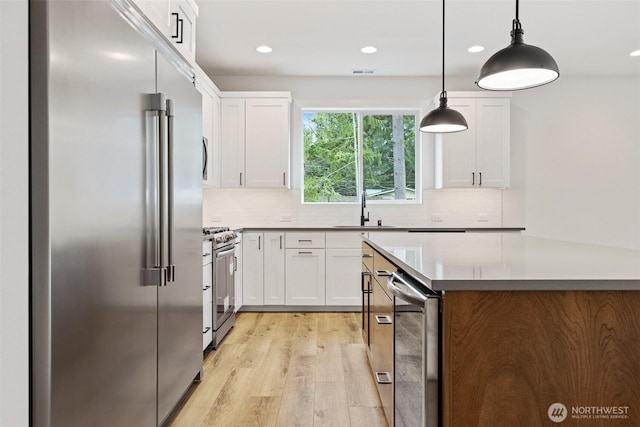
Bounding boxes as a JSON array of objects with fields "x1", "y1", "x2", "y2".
[{"x1": 388, "y1": 271, "x2": 442, "y2": 427}]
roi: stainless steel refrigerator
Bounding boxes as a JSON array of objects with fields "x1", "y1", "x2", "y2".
[{"x1": 30, "y1": 1, "x2": 203, "y2": 425}]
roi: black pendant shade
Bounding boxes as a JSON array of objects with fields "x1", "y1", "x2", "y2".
[
  {"x1": 476, "y1": 1, "x2": 559, "y2": 90},
  {"x1": 419, "y1": 92, "x2": 468, "y2": 133},
  {"x1": 420, "y1": 0, "x2": 467, "y2": 134}
]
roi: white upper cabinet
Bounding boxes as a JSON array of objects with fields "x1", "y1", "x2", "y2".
[
  {"x1": 435, "y1": 93, "x2": 511, "y2": 188},
  {"x1": 168, "y1": 0, "x2": 198, "y2": 64},
  {"x1": 195, "y1": 67, "x2": 221, "y2": 187},
  {"x1": 131, "y1": 0, "x2": 198, "y2": 65},
  {"x1": 245, "y1": 98, "x2": 290, "y2": 188},
  {"x1": 220, "y1": 99, "x2": 246, "y2": 188},
  {"x1": 219, "y1": 93, "x2": 291, "y2": 189}
]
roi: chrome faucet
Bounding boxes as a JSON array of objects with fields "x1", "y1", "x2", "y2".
[{"x1": 360, "y1": 191, "x2": 369, "y2": 227}]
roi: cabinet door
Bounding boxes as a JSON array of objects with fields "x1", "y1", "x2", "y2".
[
  {"x1": 169, "y1": 0, "x2": 197, "y2": 64},
  {"x1": 264, "y1": 233, "x2": 285, "y2": 305},
  {"x1": 245, "y1": 98, "x2": 289, "y2": 188},
  {"x1": 234, "y1": 239, "x2": 243, "y2": 312},
  {"x1": 220, "y1": 99, "x2": 245, "y2": 188},
  {"x1": 133, "y1": 0, "x2": 172, "y2": 37},
  {"x1": 242, "y1": 232, "x2": 263, "y2": 305},
  {"x1": 285, "y1": 249, "x2": 326, "y2": 305},
  {"x1": 436, "y1": 100, "x2": 477, "y2": 188},
  {"x1": 201, "y1": 87, "x2": 214, "y2": 185},
  {"x1": 326, "y1": 248, "x2": 362, "y2": 306},
  {"x1": 476, "y1": 98, "x2": 510, "y2": 188}
]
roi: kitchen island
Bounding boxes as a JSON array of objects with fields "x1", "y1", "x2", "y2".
[{"x1": 363, "y1": 232, "x2": 640, "y2": 427}]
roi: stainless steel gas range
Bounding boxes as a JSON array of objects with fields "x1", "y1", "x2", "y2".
[{"x1": 203, "y1": 227, "x2": 238, "y2": 348}]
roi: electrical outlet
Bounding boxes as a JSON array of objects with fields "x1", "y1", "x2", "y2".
[
  {"x1": 431, "y1": 214, "x2": 443, "y2": 223},
  {"x1": 212, "y1": 216, "x2": 222, "y2": 222},
  {"x1": 280, "y1": 215, "x2": 292, "y2": 222},
  {"x1": 478, "y1": 214, "x2": 489, "y2": 222}
]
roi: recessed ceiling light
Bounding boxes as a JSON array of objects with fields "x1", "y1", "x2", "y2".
[
  {"x1": 468, "y1": 45, "x2": 485, "y2": 53},
  {"x1": 630, "y1": 50, "x2": 640, "y2": 57},
  {"x1": 256, "y1": 45, "x2": 272, "y2": 54},
  {"x1": 361, "y1": 46, "x2": 377, "y2": 54}
]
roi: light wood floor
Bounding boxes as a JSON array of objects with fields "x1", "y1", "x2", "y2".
[{"x1": 166, "y1": 312, "x2": 387, "y2": 427}]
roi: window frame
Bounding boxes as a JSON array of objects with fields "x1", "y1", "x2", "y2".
[{"x1": 301, "y1": 108, "x2": 421, "y2": 205}]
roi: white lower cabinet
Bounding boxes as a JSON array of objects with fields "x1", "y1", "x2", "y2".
[
  {"x1": 285, "y1": 249, "x2": 326, "y2": 306},
  {"x1": 234, "y1": 235, "x2": 243, "y2": 312},
  {"x1": 325, "y1": 248, "x2": 362, "y2": 306},
  {"x1": 202, "y1": 241, "x2": 213, "y2": 350},
  {"x1": 242, "y1": 232, "x2": 264, "y2": 305},
  {"x1": 264, "y1": 233, "x2": 285, "y2": 305},
  {"x1": 241, "y1": 232, "x2": 284, "y2": 306}
]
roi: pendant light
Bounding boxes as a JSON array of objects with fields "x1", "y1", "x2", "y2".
[
  {"x1": 476, "y1": 0, "x2": 559, "y2": 90},
  {"x1": 419, "y1": 0, "x2": 468, "y2": 133}
]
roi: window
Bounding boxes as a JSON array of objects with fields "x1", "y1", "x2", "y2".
[{"x1": 303, "y1": 111, "x2": 417, "y2": 203}]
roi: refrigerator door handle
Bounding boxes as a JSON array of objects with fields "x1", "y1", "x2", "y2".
[
  {"x1": 144, "y1": 93, "x2": 168, "y2": 287},
  {"x1": 166, "y1": 98, "x2": 176, "y2": 282}
]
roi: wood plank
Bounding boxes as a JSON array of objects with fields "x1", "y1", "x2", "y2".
[
  {"x1": 348, "y1": 406, "x2": 389, "y2": 427},
  {"x1": 276, "y1": 355, "x2": 316, "y2": 426},
  {"x1": 314, "y1": 381, "x2": 350, "y2": 427}
]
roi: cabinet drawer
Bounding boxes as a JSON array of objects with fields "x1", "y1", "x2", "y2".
[
  {"x1": 202, "y1": 284, "x2": 212, "y2": 305},
  {"x1": 202, "y1": 301, "x2": 212, "y2": 350},
  {"x1": 203, "y1": 241, "x2": 213, "y2": 265},
  {"x1": 326, "y1": 232, "x2": 364, "y2": 249},
  {"x1": 285, "y1": 232, "x2": 325, "y2": 248},
  {"x1": 203, "y1": 263, "x2": 212, "y2": 289}
]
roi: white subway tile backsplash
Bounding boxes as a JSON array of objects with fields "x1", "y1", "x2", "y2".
[{"x1": 203, "y1": 187, "x2": 505, "y2": 228}]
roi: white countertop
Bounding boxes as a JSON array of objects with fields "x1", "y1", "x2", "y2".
[{"x1": 364, "y1": 232, "x2": 640, "y2": 291}]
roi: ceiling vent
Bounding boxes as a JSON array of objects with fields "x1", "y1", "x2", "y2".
[{"x1": 352, "y1": 69, "x2": 375, "y2": 75}]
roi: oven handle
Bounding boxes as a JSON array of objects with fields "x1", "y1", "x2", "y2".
[
  {"x1": 387, "y1": 272, "x2": 437, "y2": 306},
  {"x1": 215, "y1": 247, "x2": 236, "y2": 258}
]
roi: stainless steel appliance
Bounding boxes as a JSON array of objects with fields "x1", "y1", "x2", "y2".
[
  {"x1": 203, "y1": 227, "x2": 237, "y2": 348},
  {"x1": 388, "y1": 272, "x2": 442, "y2": 427},
  {"x1": 30, "y1": 1, "x2": 203, "y2": 425}
]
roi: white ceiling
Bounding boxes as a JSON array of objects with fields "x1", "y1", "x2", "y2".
[{"x1": 195, "y1": 0, "x2": 640, "y2": 78}]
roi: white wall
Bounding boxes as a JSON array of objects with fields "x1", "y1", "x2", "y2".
[
  {"x1": 511, "y1": 76, "x2": 640, "y2": 249},
  {"x1": 206, "y1": 75, "x2": 510, "y2": 229},
  {"x1": 0, "y1": 0, "x2": 30, "y2": 425}
]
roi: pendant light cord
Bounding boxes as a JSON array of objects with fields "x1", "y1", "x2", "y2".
[{"x1": 441, "y1": 0, "x2": 445, "y2": 98}]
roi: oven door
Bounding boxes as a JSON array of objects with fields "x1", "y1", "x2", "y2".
[{"x1": 213, "y1": 246, "x2": 235, "y2": 330}]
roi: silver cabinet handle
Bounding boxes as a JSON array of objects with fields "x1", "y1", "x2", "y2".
[
  {"x1": 472, "y1": 172, "x2": 475, "y2": 186},
  {"x1": 203, "y1": 285, "x2": 211, "y2": 291},
  {"x1": 202, "y1": 327, "x2": 211, "y2": 334},
  {"x1": 298, "y1": 239, "x2": 312, "y2": 243},
  {"x1": 279, "y1": 235, "x2": 283, "y2": 249},
  {"x1": 479, "y1": 172, "x2": 482, "y2": 186},
  {"x1": 375, "y1": 270, "x2": 393, "y2": 277},
  {"x1": 240, "y1": 172, "x2": 243, "y2": 186},
  {"x1": 258, "y1": 235, "x2": 261, "y2": 250},
  {"x1": 362, "y1": 253, "x2": 373, "y2": 259},
  {"x1": 202, "y1": 252, "x2": 211, "y2": 257},
  {"x1": 375, "y1": 372, "x2": 392, "y2": 384},
  {"x1": 375, "y1": 315, "x2": 392, "y2": 325},
  {"x1": 283, "y1": 172, "x2": 286, "y2": 186},
  {"x1": 234, "y1": 256, "x2": 238, "y2": 272},
  {"x1": 298, "y1": 251, "x2": 313, "y2": 255}
]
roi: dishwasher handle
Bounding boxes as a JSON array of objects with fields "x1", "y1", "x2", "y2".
[{"x1": 387, "y1": 272, "x2": 438, "y2": 306}]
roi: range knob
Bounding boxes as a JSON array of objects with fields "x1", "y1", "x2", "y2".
[{"x1": 215, "y1": 236, "x2": 224, "y2": 244}]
